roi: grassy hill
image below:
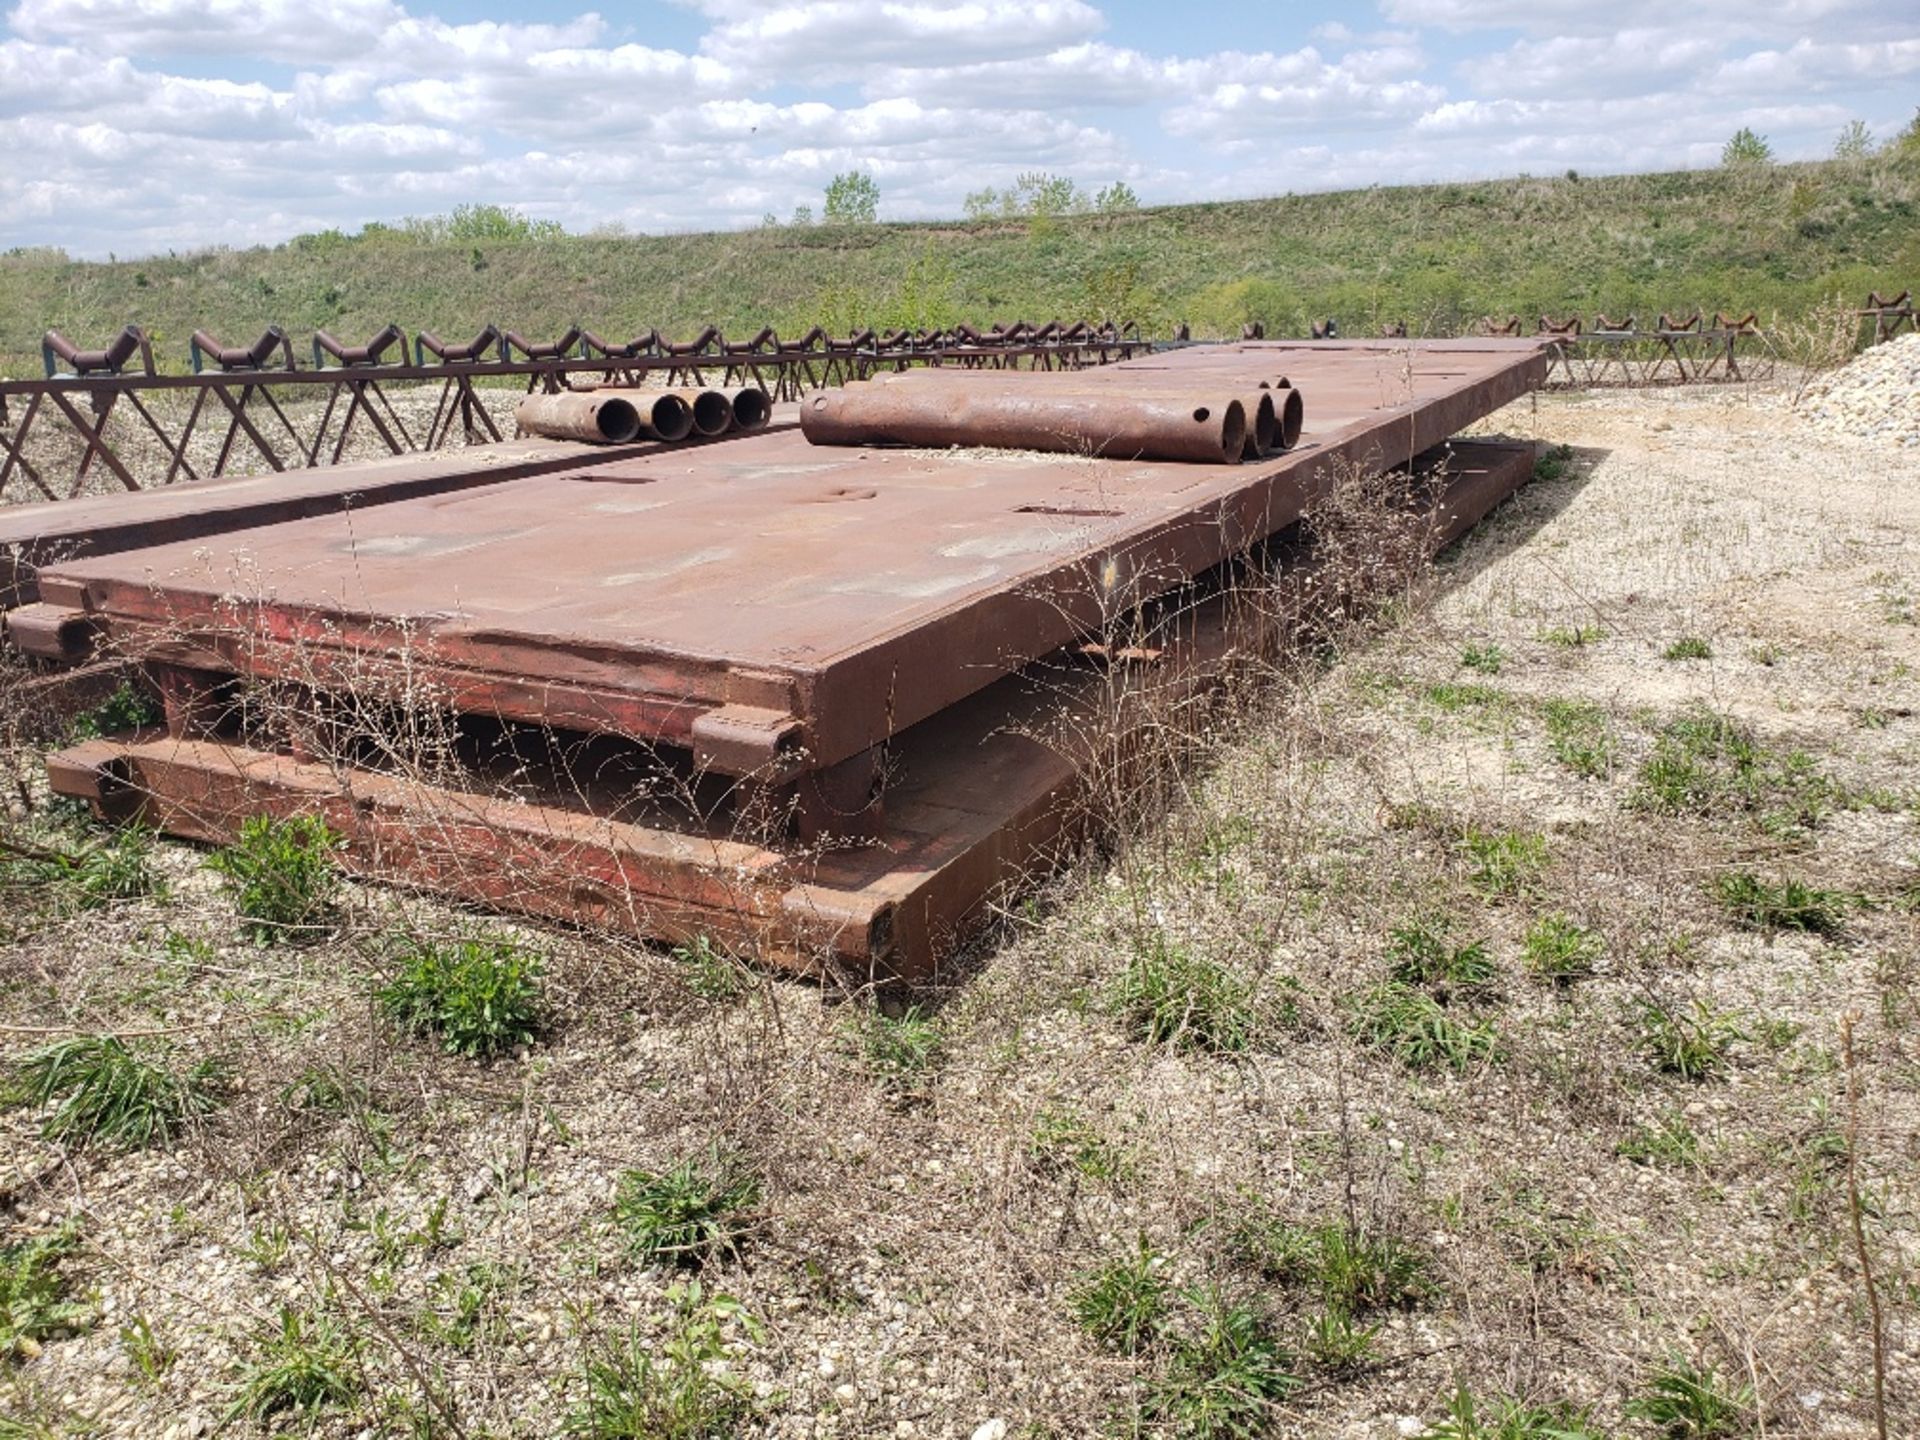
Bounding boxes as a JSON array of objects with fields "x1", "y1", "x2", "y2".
[{"x1": 3, "y1": 157, "x2": 1917, "y2": 373}]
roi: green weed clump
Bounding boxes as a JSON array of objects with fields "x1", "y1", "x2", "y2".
[
  {"x1": 848, "y1": 1003, "x2": 942, "y2": 1095},
  {"x1": 1636, "y1": 999, "x2": 1746, "y2": 1080},
  {"x1": 1141, "y1": 1288, "x2": 1296, "y2": 1440},
  {"x1": 67, "y1": 680, "x2": 161, "y2": 740},
  {"x1": 205, "y1": 814, "x2": 343, "y2": 942},
  {"x1": 1420, "y1": 1382, "x2": 1605, "y2": 1439},
  {"x1": 1, "y1": 828, "x2": 163, "y2": 912},
  {"x1": 1714, "y1": 872, "x2": 1848, "y2": 933},
  {"x1": 378, "y1": 931, "x2": 546, "y2": 1057},
  {"x1": 613, "y1": 1154, "x2": 760, "y2": 1268},
  {"x1": 1633, "y1": 708, "x2": 1835, "y2": 831},
  {"x1": 1540, "y1": 698, "x2": 1616, "y2": 778},
  {"x1": 1521, "y1": 913, "x2": 1601, "y2": 983},
  {"x1": 1236, "y1": 1213, "x2": 1432, "y2": 1312},
  {"x1": 1, "y1": 1223, "x2": 92, "y2": 1360},
  {"x1": 1532, "y1": 444, "x2": 1575, "y2": 482},
  {"x1": 1070, "y1": 1237, "x2": 1166, "y2": 1354},
  {"x1": 1459, "y1": 643, "x2": 1505, "y2": 674},
  {"x1": 1350, "y1": 984, "x2": 1499, "y2": 1070},
  {"x1": 1663, "y1": 636, "x2": 1713, "y2": 661},
  {"x1": 1387, "y1": 915, "x2": 1495, "y2": 986},
  {"x1": 1112, "y1": 936, "x2": 1258, "y2": 1054},
  {"x1": 226, "y1": 1304, "x2": 360, "y2": 1425},
  {"x1": 7, "y1": 1035, "x2": 222, "y2": 1148},
  {"x1": 569, "y1": 1282, "x2": 762, "y2": 1440},
  {"x1": 1030, "y1": 1107, "x2": 1130, "y2": 1181},
  {"x1": 1627, "y1": 1358, "x2": 1754, "y2": 1439},
  {"x1": 1461, "y1": 827, "x2": 1550, "y2": 897}
]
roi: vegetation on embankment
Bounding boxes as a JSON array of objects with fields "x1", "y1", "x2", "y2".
[{"x1": 3, "y1": 154, "x2": 1917, "y2": 372}]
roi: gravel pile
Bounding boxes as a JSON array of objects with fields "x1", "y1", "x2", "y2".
[{"x1": 1798, "y1": 330, "x2": 1920, "y2": 445}]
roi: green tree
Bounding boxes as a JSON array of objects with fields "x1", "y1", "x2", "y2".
[
  {"x1": 823, "y1": 172, "x2": 880, "y2": 224},
  {"x1": 1890, "y1": 107, "x2": 1920, "y2": 160},
  {"x1": 1721, "y1": 127, "x2": 1773, "y2": 167},
  {"x1": 1094, "y1": 181, "x2": 1140, "y2": 212},
  {"x1": 1832, "y1": 120, "x2": 1873, "y2": 161},
  {"x1": 791, "y1": 203, "x2": 813, "y2": 226}
]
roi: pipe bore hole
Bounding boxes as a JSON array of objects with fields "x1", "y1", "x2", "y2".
[{"x1": 1192, "y1": 406, "x2": 1210, "y2": 422}]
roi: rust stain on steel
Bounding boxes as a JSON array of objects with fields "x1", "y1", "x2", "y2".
[
  {"x1": 803, "y1": 382, "x2": 1248, "y2": 464},
  {"x1": 47, "y1": 438, "x2": 1540, "y2": 978},
  {"x1": 29, "y1": 341, "x2": 1549, "y2": 779}
]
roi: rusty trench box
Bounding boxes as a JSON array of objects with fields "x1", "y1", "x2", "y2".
[{"x1": 18, "y1": 340, "x2": 1549, "y2": 980}]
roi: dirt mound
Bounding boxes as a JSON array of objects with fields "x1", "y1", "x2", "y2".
[{"x1": 1798, "y1": 331, "x2": 1920, "y2": 446}]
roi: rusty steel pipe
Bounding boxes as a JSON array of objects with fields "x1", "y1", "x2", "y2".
[
  {"x1": 803, "y1": 382, "x2": 1244, "y2": 464},
  {"x1": 1260, "y1": 381, "x2": 1304, "y2": 450},
  {"x1": 729, "y1": 387, "x2": 772, "y2": 432},
  {"x1": 866, "y1": 369, "x2": 1286, "y2": 458},
  {"x1": 577, "y1": 387, "x2": 697, "y2": 442},
  {"x1": 514, "y1": 392, "x2": 643, "y2": 445},
  {"x1": 668, "y1": 388, "x2": 734, "y2": 436}
]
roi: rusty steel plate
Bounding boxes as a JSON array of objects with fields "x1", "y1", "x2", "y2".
[
  {"x1": 27, "y1": 342, "x2": 1547, "y2": 777},
  {"x1": 0, "y1": 408, "x2": 803, "y2": 609},
  {"x1": 46, "y1": 440, "x2": 1539, "y2": 979}
]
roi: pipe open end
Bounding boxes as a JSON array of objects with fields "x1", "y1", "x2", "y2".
[
  {"x1": 730, "y1": 388, "x2": 772, "y2": 431},
  {"x1": 1242, "y1": 393, "x2": 1277, "y2": 459},
  {"x1": 1277, "y1": 389, "x2": 1304, "y2": 450},
  {"x1": 1218, "y1": 400, "x2": 1246, "y2": 462},
  {"x1": 592, "y1": 397, "x2": 642, "y2": 444},
  {"x1": 690, "y1": 389, "x2": 733, "y2": 435},
  {"x1": 647, "y1": 394, "x2": 695, "y2": 443}
]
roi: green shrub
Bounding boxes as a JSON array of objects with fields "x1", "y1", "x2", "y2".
[
  {"x1": 1633, "y1": 708, "x2": 1835, "y2": 830},
  {"x1": 1521, "y1": 914, "x2": 1600, "y2": 983},
  {"x1": 1070, "y1": 1236, "x2": 1165, "y2": 1354},
  {"x1": 1, "y1": 1223, "x2": 92, "y2": 1360},
  {"x1": 67, "y1": 680, "x2": 161, "y2": 740},
  {"x1": 8, "y1": 1035, "x2": 222, "y2": 1148},
  {"x1": 205, "y1": 814, "x2": 343, "y2": 942},
  {"x1": 1112, "y1": 936, "x2": 1258, "y2": 1054},
  {"x1": 1349, "y1": 983, "x2": 1499, "y2": 1070},
  {"x1": 378, "y1": 932, "x2": 545, "y2": 1057},
  {"x1": 1532, "y1": 444, "x2": 1574, "y2": 482},
  {"x1": 613, "y1": 1154, "x2": 760, "y2": 1268},
  {"x1": 1714, "y1": 872, "x2": 1847, "y2": 933}
]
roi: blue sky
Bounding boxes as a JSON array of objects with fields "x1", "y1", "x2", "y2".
[{"x1": 3, "y1": 0, "x2": 1916, "y2": 258}]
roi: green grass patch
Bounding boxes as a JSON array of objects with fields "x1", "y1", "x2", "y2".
[
  {"x1": 378, "y1": 931, "x2": 545, "y2": 1058},
  {"x1": 7, "y1": 1035, "x2": 223, "y2": 1149},
  {"x1": 226, "y1": 1304, "x2": 360, "y2": 1426},
  {"x1": 1662, "y1": 636, "x2": 1713, "y2": 661},
  {"x1": 1, "y1": 828, "x2": 163, "y2": 912},
  {"x1": 1636, "y1": 999, "x2": 1746, "y2": 1081},
  {"x1": 1461, "y1": 827, "x2": 1549, "y2": 897},
  {"x1": 1420, "y1": 1382, "x2": 1606, "y2": 1439},
  {"x1": 1521, "y1": 913, "x2": 1601, "y2": 984},
  {"x1": 1, "y1": 1223, "x2": 91, "y2": 1361},
  {"x1": 1632, "y1": 708, "x2": 1836, "y2": 831},
  {"x1": 1540, "y1": 698, "x2": 1616, "y2": 778},
  {"x1": 1111, "y1": 936, "x2": 1258, "y2": 1054},
  {"x1": 1386, "y1": 915, "x2": 1495, "y2": 986},
  {"x1": 1349, "y1": 983, "x2": 1499, "y2": 1070},
  {"x1": 1235, "y1": 1213, "x2": 1432, "y2": 1312},
  {"x1": 1617, "y1": 1110, "x2": 1701, "y2": 1167},
  {"x1": 1531, "y1": 444, "x2": 1575, "y2": 483},
  {"x1": 1030, "y1": 1106, "x2": 1130, "y2": 1181},
  {"x1": 569, "y1": 1282, "x2": 762, "y2": 1440},
  {"x1": 205, "y1": 814, "x2": 343, "y2": 942},
  {"x1": 1541, "y1": 623, "x2": 1604, "y2": 649},
  {"x1": 1422, "y1": 682, "x2": 1507, "y2": 715},
  {"x1": 1070, "y1": 1237, "x2": 1166, "y2": 1355},
  {"x1": 1141, "y1": 1288, "x2": 1296, "y2": 1440},
  {"x1": 1714, "y1": 872, "x2": 1848, "y2": 933},
  {"x1": 613, "y1": 1154, "x2": 760, "y2": 1268},
  {"x1": 847, "y1": 1003, "x2": 942, "y2": 1095}
]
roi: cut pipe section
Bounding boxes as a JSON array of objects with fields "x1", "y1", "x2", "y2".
[
  {"x1": 667, "y1": 388, "x2": 734, "y2": 436},
  {"x1": 514, "y1": 392, "x2": 641, "y2": 445},
  {"x1": 803, "y1": 383, "x2": 1244, "y2": 464},
  {"x1": 729, "y1": 387, "x2": 773, "y2": 432}
]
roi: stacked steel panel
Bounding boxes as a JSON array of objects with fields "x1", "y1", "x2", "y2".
[{"x1": 9, "y1": 339, "x2": 1551, "y2": 980}]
